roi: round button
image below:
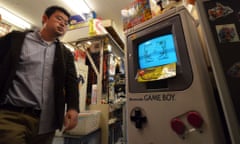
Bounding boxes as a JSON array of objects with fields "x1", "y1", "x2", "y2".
[
  {"x1": 138, "y1": 70, "x2": 145, "y2": 76},
  {"x1": 187, "y1": 111, "x2": 203, "y2": 128},
  {"x1": 171, "y1": 118, "x2": 186, "y2": 135}
]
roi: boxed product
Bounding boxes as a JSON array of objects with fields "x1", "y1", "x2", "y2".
[
  {"x1": 65, "y1": 110, "x2": 101, "y2": 135},
  {"x1": 121, "y1": 0, "x2": 152, "y2": 31}
]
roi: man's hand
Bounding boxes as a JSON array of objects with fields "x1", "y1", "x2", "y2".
[{"x1": 64, "y1": 109, "x2": 78, "y2": 131}]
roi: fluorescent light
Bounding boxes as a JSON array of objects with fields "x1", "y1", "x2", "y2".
[
  {"x1": 0, "y1": 7, "x2": 31, "y2": 30},
  {"x1": 62, "y1": 0, "x2": 91, "y2": 20}
]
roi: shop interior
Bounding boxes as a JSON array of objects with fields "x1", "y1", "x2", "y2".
[{"x1": 1, "y1": 0, "x2": 240, "y2": 144}]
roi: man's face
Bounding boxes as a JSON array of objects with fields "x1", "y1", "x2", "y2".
[{"x1": 43, "y1": 10, "x2": 69, "y2": 37}]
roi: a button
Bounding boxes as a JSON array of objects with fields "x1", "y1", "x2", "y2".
[
  {"x1": 171, "y1": 118, "x2": 186, "y2": 135},
  {"x1": 130, "y1": 107, "x2": 147, "y2": 129},
  {"x1": 187, "y1": 111, "x2": 203, "y2": 128}
]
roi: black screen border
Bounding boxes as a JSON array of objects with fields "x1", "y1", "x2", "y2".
[{"x1": 127, "y1": 15, "x2": 193, "y2": 93}]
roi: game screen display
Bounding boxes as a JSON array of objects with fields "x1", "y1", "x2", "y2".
[{"x1": 136, "y1": 34, "x2": 177, "y2": 82}]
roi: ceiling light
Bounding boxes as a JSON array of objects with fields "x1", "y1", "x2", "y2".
[
  {"x1": 62, "y1": 0, "x2": 91, "y2": 20},
  {"x1": 0, "y1": 7, "x2": 31, "y2": 30}
]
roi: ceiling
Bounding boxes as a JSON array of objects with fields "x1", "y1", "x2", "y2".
[{"x1": 0, "y1": 0, "x2": 132, "y2": 38}]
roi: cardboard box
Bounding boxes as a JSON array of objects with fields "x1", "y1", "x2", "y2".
[{"x1": 66, "y1": 110, "x2": 101, "y2": 135}]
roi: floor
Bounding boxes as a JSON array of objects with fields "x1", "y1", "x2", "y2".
[
  {"x1": 52, "y1": 129, "x2": 126, "y2": 144},
  {"x1": 52, "y1": 136, "x2": 126, "y2": 144},
  {"x1": 52, "y1": 136, "x2": 64, "y2": 144}
]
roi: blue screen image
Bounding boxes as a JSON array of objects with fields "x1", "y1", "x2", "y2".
[{"x1": 138, "y1": 34, "x2": 177, "y2": 69}]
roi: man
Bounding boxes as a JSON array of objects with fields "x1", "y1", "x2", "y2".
[{"x1": 0, "y1": 5, "x2": 79, "y2": 144}]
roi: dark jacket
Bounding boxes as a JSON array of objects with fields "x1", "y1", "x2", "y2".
[{"x1": 0, "y1": 31, "x2": 79, "y2": 129}]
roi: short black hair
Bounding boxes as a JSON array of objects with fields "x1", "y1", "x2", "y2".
[{"x1": 44, "y1": 5, "x2": 71, "y2": 18}]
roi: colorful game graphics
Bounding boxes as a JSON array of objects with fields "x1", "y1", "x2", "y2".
[
  {"x1": 208, "y1": 3, "x2": 233, "y2": 21},
  {"x1": 216, "y1": 24, "x2": 239, "y2": 43},
  {"x1": 136, "y1": 62, "x2": 176, "y2": 82},
  {"x1": 136, "y1": 34, "x2": 177, "y2": 82},
  {"x1": 228, "y1": 62, "x2": 240, "y2": 78}
]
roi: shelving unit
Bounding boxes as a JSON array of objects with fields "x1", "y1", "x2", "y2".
[{"x1": 62, "y1": 27, "x2": 126, "y2": 144}]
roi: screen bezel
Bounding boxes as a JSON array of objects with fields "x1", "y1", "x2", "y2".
[{"x1": 127, "y1": 15, "x2": 193, "y2": 93}]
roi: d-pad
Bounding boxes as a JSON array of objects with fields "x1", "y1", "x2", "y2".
[{"x1": 130, "y1": 107, "x2": 147, "y2": 129}]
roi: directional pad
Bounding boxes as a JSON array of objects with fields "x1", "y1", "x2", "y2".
[{"x1": 130, "y1": 107, "x2": 147, "y2": 129}]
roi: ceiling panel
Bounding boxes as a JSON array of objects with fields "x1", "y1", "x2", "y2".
[{"x1": 0, "y1": 0, "x2": 132, "y2": 34}]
